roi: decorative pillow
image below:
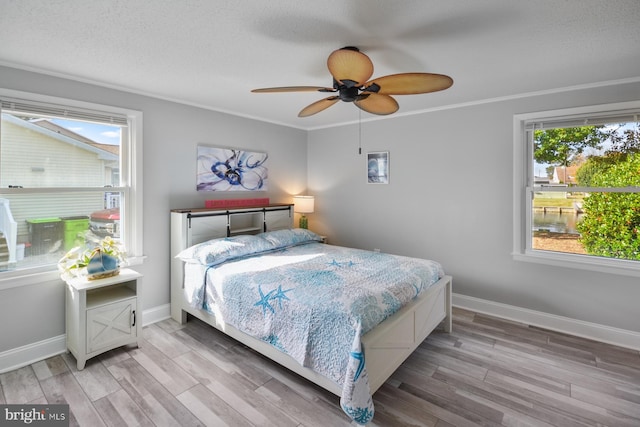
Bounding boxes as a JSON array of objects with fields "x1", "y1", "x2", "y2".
[
  {"x1": 176, "y1": 234, "x2": 274, "y2": 265},
  {"x1": 260, "y1": 228, "x2": 323, "y2": 249}
]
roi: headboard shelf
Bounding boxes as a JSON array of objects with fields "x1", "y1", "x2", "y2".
[{"x1": 171, "y1": 203, "x2": 293, "y2": 214}]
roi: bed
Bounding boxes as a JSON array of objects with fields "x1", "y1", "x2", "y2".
[{"x1": 170, "y1": 206, "x2": 452, "y2": 424}]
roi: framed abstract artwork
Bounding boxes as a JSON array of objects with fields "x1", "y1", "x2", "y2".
[
  {"x1": 367, "y1": 151, "x2": 389, "y2": 184},
  {"x1": 197, "y1": 145, "x2": 269, "y2": 191}
]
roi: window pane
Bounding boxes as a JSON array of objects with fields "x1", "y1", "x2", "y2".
[
  {"x1": 1, "y1": 111, "x2": 124, "y2": 272},
  {"x1": 533, "y1": 122, "x2": 640, "y2": 188},
  {"x1": 529, "y1": 117, "x2": 640, "y2": 262},
  {"x1": 1, "y1": 113, "x2": 121, "y2": 188},
  {"x1": 532, "y1": 190, "x2": 585, "y2": 255},
  {"x1": 0, "y1": 192, "x2": 121, "y2": 271},
  {"x1": 531, "y1": 189, "x2": 640, "y2": 261}
]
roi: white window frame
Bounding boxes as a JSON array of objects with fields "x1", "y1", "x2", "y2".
[
  {"x1": 513, "y1": 100, "x2": 640, "y2": 277},
  {"x1": 0, "y1": 88, "x2": 143, "y2": 289}
]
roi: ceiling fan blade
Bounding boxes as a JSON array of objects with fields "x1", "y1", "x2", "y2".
[
  {"x1": 327, "y1": 47, "x2": 374, "y2": 87},
  {"x1": 363, "y1": 73, "x2": 453, "y2": 95},
  {"x1": 354, "y1": 94, "x2": 399, "y2": 115},
  {"x1": 252, "y1": 86, "x2": 335, "y2": 93},
  {"x1": 298, "y1": 96, "x2": 340, "y2": 117}
]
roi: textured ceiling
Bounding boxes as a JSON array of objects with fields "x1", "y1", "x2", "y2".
[{"x1": 1, "y1": 0, "x2": 639, "y2": 130}]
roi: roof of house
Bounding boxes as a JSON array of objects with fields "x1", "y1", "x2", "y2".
[
  {"x1": 1, "y1": 114, "x2": 118, "y2": 160},
  {"x1": 31, "y1": 119, "x2": 120, "y2": 156},
  {"x1": 553, "y1": 166, "x2": 579, "y2": 184}
]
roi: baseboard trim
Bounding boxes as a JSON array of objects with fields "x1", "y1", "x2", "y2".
[
  {"x1": 142, "y1": 303, "x2": 171, "y2": 326},
  {"x1": 453, "y1": 293, "x2": 640, "y2": 351},
  {"x1": 0, "y1": 335, "x2": 66, "y2": 374},
  {"x1": 0, "y1": 304, "x2": 172, "y2": 374}
]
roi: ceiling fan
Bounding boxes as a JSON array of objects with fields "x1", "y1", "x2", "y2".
[{"x1": 251, "y1": 46, "x2": 453, "y2": 117}]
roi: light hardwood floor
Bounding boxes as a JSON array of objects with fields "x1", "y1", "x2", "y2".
[{"x1": 1, "y1": 308, "x2": 639, "y2": 426}]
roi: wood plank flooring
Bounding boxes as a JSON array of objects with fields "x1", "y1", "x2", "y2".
[{"x1": 1, "y1": 307, "x2": 639, "y2": 426}]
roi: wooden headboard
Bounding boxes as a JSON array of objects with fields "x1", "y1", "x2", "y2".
[
  {"x1": 170, "y1": 203, "x2": 293, "y2": 248},
  {"x1": 170, "y1": 203, "x2": 293, "y2": 321}
]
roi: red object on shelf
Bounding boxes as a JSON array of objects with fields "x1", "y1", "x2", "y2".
[{"x1": 205, "y1": 198, "x2": 270, "y2": 208}]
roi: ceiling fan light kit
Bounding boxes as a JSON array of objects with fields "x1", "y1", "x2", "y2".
[{"x1": 251, "y1": 46, "x2": 453, "y2": 117}]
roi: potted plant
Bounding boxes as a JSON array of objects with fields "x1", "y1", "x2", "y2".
[{"x1": 58, "y1": 236, "x2": 127, "y2": 281}]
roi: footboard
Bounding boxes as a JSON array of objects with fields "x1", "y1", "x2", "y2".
[{"x1": 363, "y1": 275, "x2": 452, "y2": 393}]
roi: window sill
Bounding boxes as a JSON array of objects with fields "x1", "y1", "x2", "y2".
[
  {"x1": 512, "y1": 250, "x2": 640, "y2": 278},
  {"x1": 0, "y1": 256, "x2": 145, "y2": 291}
]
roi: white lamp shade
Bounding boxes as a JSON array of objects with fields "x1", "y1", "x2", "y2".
[{"x1": 293, "y1": 195, "x2": 314, "y2": 214}]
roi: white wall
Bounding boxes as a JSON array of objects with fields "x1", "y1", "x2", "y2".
[
  {"x1": 0, "y1": 65, "x2": 307, "y2": 355},
  {"x1": 307, "y1": 81, "x2": 640, "y2": 334}
]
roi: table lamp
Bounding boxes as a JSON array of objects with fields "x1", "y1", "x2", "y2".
[{"x1": 293, "y1": 196, "x2": 314, "y2": 229}]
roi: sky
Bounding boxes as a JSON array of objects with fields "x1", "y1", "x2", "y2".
[{"x1": 51, "y1": 118, "x2": 121, "y2": 145}]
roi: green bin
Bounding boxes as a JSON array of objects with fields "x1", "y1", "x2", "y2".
[{"x1": 61, "y1": 216, "x2": 90, "y2": 251}]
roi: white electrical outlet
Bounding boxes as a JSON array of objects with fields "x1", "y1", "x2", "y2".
[{"x1": 374, "y1": 248, "x2": 380, "y2": 253}]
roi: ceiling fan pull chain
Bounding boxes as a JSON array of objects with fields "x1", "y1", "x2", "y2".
[{"x1": 358, "y1": 109, "x2": 362, "y2": 155}]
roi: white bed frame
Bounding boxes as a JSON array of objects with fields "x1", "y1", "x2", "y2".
[{"x1": 170, "y1": 205, "x2": 452, "y2": 396}]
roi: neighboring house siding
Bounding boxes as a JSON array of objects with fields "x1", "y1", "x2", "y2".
[
  {"x1": 1, "y1": 120, "x2": 107, "y2": 187},
  {"x1": 1, "y1": 119, "x2": 114, "y2": 243}
]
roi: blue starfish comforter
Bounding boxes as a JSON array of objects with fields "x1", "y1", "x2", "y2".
[{"x1": 177, "y1": 228, "x2": 444, "y2": 424}]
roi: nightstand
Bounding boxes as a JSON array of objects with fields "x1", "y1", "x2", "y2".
[{"x1": 65, "y1": 268, "x2": 142, "y2": 370}]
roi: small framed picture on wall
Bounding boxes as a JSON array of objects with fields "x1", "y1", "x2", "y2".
[{"x1": 367, "y1": 151, "x2": 389, "y2": 184}]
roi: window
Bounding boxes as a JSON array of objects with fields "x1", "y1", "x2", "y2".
[
  {"x1": 513, "y1": 101, "x2": 640, "y2": 276},
  {"x1": 0, "y1": 90, "x2": 142, "y2": 282}
]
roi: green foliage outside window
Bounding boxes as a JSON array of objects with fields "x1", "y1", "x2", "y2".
[
  {"x1": 577, "y1": 154, "x2": 640, "y2": 260},
  {"x1": 534, "y1": 126, "x2": 605, "y2": 168}
]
